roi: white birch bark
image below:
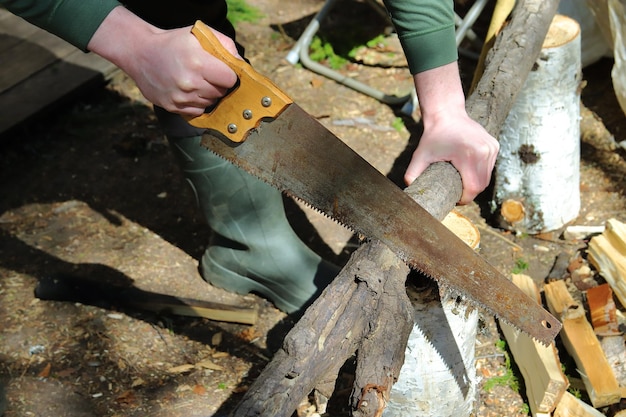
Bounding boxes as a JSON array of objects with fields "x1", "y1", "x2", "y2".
[
  {"x1": 493, "y1": 15, "x2": 582, "y2": 234},
  {"x1": 383, "y1": 292, "x2": 479, "y2": 417},
  {"x1": 384, "y1": 212, "x2": 480, "y2": 417}
]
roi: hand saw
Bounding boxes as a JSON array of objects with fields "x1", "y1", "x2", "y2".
[{"x1": 186, "y1": 21, "x2": 561, "y2": 345}]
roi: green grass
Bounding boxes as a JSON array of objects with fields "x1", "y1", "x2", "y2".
[
  {"x1": 309, "y1": 33, "x2": 392, "y2": 70},
  {"x1": 308, "y1": 36, "x2": 349, "y2": 70},
  {"x1": 391, "y1": 117, "x2": 405, "y2": 132},
  {"x1": 511, "y1": 258, "x2": 529, "y2": 274},
  {"x1": 483, "y1": 340, "x2": 520, "y2": 393},
  {"x1": 226, "y1": 0, "x2": 263, "y2": 26}
]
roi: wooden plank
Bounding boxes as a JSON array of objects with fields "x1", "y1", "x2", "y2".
[
  {"x1": 0, "y1": 13, "x2": 83, "y2": 93},
  {"x1": 0, "y1": 11, "x2": 118, "y2": 134},
  {"x1": 0, "y1": 34, "x2": 77, "y2": 94},
  {"x1": 544, "y1": 280, "x2": 621, "y2": 408},
  {"x1": 0, "y1": 48, "x2": 118, "y2": 133},
  {"x1": 0, "y1": 9, "x2": 41, "y2": 53},
  {"x1": 499, "y1": 274, "x2": 568, "y2": 415}
]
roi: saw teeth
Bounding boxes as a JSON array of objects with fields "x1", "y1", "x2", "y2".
[
  {"x1": 289, "y1": 195, "x2": 358, "y2": 234},
  {"x1": 205, "y1": 149, "x2": 359, "y2": 235},
  {"x1": 205, "y1": 150, "x2": 558, "y2": 347},
  {"x1": 406, "y1": 259, "x2": 555, "y2": 346}
]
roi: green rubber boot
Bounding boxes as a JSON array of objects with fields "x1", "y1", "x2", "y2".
[{"x1": 168, "y1": 134, "x2": 339, "y2": 314}]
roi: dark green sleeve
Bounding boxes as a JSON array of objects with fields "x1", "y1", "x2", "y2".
[
  {"x1": 382, "y1": 0, "x2": 457, "y2": 74},
  {"x1": 1, "y1": 0, "x2": 121, "y2": 51}
]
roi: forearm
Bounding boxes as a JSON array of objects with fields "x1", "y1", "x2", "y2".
[
  {"x1": 87, "y1": 6, "x2": 163, "y2": 72},
  {"x1": 413, "y1": 61, "x2": 467, "y2": 126},
  {"x1": 406, "y1": 64, "x2": 499, "y2": 205},
  {"x1": 0, "y1": 0, "x2": 121, "y2": 50}
]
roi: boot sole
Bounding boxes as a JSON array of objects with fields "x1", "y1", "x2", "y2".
[{"x1": 202, "y1": 257, "x2": 303, "y2": 314}]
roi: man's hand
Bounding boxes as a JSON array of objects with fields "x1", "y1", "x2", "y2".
[
  {"x1": 88, "y1": 6, "x2": 238, "y2": 117},
  {"x1": 407, "y1": 62, "x2": 499, "y2": 205},
  {"x1": 404, "y1": 111, "x2": 499, "y2": 204}
]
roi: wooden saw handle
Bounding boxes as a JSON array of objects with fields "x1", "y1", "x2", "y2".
[{"x1": 186, "y1": 20, "x2": 293, "y2": 143}]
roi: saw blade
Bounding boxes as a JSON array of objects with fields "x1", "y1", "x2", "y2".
[{"x1": 201, "y1": 104, "x2": 561, "y2": 345}]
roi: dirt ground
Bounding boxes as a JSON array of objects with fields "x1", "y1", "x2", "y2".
[{"x1": 1, "y1": 1, "x2": 626, "y2": 416}]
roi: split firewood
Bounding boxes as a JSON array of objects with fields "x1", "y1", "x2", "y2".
[
  {"x1": 544, "y1": 280, "x2": 621, "y2": 408},
  {"x1": 600, "y1": 335, "x2": 626, "y2": 389},
  {"x1": 499, "y1": 274, "x2": 568, "y2": 415},
  {"x1": 563, "y1": 225, "x2": 605, "y2": 241},
  {"x1": 232, "y1": 0, "x2": 561, "y2": 415},
  {"x1": 587, "y1": 285, "x2": 626, "y2": 389},
  {"x1": 587, "y1": 283, "x2": 619, "y2": 335},
  {"x1": 588, "y1": 218, "x2": 626, "y2": 307},
  {"x1": 553, "y1": 391, "x2": 606, "y2": 417}
]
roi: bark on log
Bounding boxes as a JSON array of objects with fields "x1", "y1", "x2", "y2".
[
  {"x1": 493, "y1": 14, "x2": 582, "y2": 234},
  {"x1": 231, "y1": 1, "x2": 560, "y2": 416}
]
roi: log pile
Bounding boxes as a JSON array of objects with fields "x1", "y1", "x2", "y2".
[{"x1": 496, "y1": 219, "x2": 626, "y2": 416}]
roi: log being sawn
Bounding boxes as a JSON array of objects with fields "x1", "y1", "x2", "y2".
[{"x1": 231, "y1": 0, "x2": 561, "y2": 416}]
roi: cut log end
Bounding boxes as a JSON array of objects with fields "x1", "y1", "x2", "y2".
[
  {"x1": 543, "y1": 15, "x2": 581, "y2": 49},
  {"x1": 442, "y1": 210, "x2": 480, "y2": 249},
  {"x1": 501, "y1": 199, "x2": 525, "y2": 224}
]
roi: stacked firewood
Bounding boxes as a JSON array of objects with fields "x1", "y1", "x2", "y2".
[{"x1": 500, "y1": 219, "x2": 626, "y2": 416}]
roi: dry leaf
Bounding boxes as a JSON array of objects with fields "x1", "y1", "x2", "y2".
[
  {"x1": 310, "y1": 78, "x2": 324, "y2": 88},
  {"x1": 211, "y1": 332, "x2": 222, "y2": 347},
  {"x1": 238, "y1": 327, "x2": 262, "y2": 342},
  {"x1": 193, "y1": 384, "x2": 207, "y2": 395},
  {"x1": 56, "y1": 367, "x2": 76, "y2": 377},
  {"x1": 131, "y1": 378, "x2": 145, "y2": 388},
  {"x1": 115, "y1": 390, "x2": 136, "y2": 405},
  {"x1": 167, "y1": 364, "x2": 195, "y2": 374},
  {"x1": 195, "y1": 359, "x2": 224, "y2": 371},
  {"x1": 38, "y1": 363, "x2": 51, "y2": 378}
]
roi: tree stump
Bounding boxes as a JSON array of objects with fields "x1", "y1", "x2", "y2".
[{"x1": 493, "y1": 15, "x2": 582, "y2": 234}]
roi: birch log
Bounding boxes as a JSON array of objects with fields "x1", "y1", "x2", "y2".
[
  {"x1": 230, "y1": 0, "x2": 560, "y2": 415},
  {"x1": 383, "y1": 212, "x2": 480, "y2": 417},
  {"x1": 383, "y1": 291, "x2": 479, "y2": 416},
  {"x1": 493, "y1": 15, "x2": 582, "y2": 234}
]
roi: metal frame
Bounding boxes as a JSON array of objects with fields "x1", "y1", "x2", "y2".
[{"x1": 286, "y1": 0, "x2": 490, "y2": 108}]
